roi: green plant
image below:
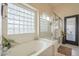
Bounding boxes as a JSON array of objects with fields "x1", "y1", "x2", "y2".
[
  {"x1": 61, "y1": 30, "x2": 66, "y2": 37},
  {"x1": 2, "y1": 36, "x2": 16, "y2": 49},
  {"x1": 2, "y1": 36, "x2": 11, "y2": 49},
  {"x1": 61, "y1": 30, "x2": 66, "y2": 44}
]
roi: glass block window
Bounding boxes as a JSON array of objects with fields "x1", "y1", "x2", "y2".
[
  {"x1": 40, "y1": 14, "x2": 49, "y2": 32},
  {"x1": 8, "y1": 4, "x2": 35, "y2": 34}
]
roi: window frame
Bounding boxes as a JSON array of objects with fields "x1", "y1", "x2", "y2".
[
  {"x1": 40, "y1": 14, "x2": 49, "y2": 33},
  {"x1": 7, "y1": 3, "x2": 37, "y2": 35}
]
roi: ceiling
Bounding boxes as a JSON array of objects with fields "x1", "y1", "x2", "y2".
[
  {"x1": 50, "y1": 3, "x2": 79, "y2": 18},
  {"x1": 29, "y1": 3, "x2": 79, "y2": 19}
]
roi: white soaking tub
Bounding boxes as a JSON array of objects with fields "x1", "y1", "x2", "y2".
[{"x1": 6, "y1": 38, "x2": 58, "y2": 56}]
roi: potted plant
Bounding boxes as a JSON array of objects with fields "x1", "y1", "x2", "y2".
[
  {"x1": 2, "y1": 36, "x2": 16, "y2": 49},
  {"x1": 1, "y1": 36, "x2": 17, "y2": 55},
  {"x1": 61, "y1": 30, "x2": 66, "y2": 44},
  {"x1": 2, "y1": 36, "x2": 11, "y2": 49}
]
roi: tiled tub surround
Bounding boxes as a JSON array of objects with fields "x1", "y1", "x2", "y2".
[
  {"x1": 6, "y1": 38, "x2": 58, "y2": 56},
  {"x1": 0, "y1": 45, "x2": 2, "y2": 56}
]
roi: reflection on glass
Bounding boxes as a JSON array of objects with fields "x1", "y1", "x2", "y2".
[{"x1": 66, "y1": 17, "x2": 76, "y2": 41}]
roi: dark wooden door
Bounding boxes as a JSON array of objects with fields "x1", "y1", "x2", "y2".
[{"x1": 64, "y1": 15, "x2": 78, "y2": 46}]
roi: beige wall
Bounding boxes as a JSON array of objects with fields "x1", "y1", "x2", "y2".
[
  {"x1": 51, "y1": 3, "x2": 79, "y2": 44},
  {"x1": 28, "y1": 3, "x2": 54, "y2": 39},
  {"x1": 2, "y1": 3, "x2": 79, "y2": 47},
  {"x1": 0, "y1": 4, "x2": 2, "y2": 44},
  {"x1": 2, "y1": 4, "x2": 38, "y2": 44},
  {"x1": 2, "y1": 3, "x2": 65, "y2": 44}
]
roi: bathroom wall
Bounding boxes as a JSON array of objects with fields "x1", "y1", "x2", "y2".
[
  {"x1": 28, "y1": 3, "x2": 54, "y2": 39},
  {"x1": 2, "y1": 4, "x2": 38, "y2": 44},
  {"x1": 51, "y1": 3, "x2": 79, "y2": 44},
  {"x1": 0, "y1": 3, "x2": 2, "y2": 45},
  {"x1": 0, "y1": 3, "x2": 2, "y2": 56},
  {"x1": 2, "y1": 3, "x2": 63, "y2": 44}
]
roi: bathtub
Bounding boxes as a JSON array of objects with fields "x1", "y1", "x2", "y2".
[{"x1": 6, "y1": 38, "x2": 58, "y2": 56}]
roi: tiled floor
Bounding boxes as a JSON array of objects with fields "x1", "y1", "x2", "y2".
[
  {"x1": 0, "y1": 44, "x2": 79, "y2": 56},
  {"x1": 60, "y1": 44, "x2": 79, "y2": 56}
]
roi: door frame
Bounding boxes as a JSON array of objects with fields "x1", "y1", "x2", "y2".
[{"x1": 64, "y1": 15, "x2": 78, "y2": 46}]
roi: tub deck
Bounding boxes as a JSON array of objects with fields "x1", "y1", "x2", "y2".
[{"x1": 6, "y1": 38, "x2": 58, "y2": 56}]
